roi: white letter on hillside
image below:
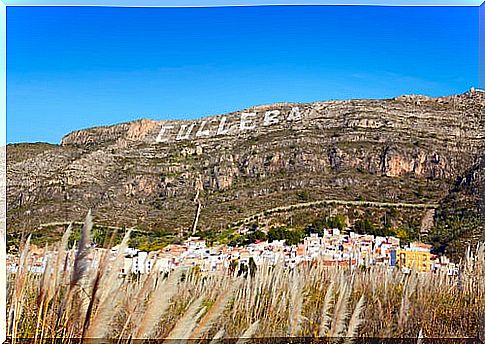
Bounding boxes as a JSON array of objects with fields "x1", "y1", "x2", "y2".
[
  {"x1": 176, "y1": 123, "x2": 196, "y2": 141},
  {"x1": 196, "y1": 120, "x2": 211, "y2": 137},
  {"x1": 240, "y1": 112, "x2": 256, "y2": 131},
  {"x1": 217, "y1": 117, "x2": 230, "y2": 135},
  {"x1": 287, "y1": 107, "x2": 302, "y2": 121},
  {"x1": 263, "y1": 110, "x2": 280, "y2": 126},
  {"x1": 155, "y1": 125, "x2": 174, "y2": 143}
]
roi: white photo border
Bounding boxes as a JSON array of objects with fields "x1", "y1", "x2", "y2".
[{"x1": 0, "y1": 1, "x2": 482, "y2": 343}]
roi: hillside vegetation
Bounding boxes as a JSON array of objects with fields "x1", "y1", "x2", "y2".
[
  {"x1": 6, "y1": 216, "x2": 485, "y2": 341},
  {"x1": 6, "y1": 91, "x2": 484, "y2": 255}
]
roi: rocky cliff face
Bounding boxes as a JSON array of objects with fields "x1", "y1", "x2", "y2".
[
  {"x1": 429, "y1": 152, "x2": 485, "y2": 258},
  {"x1": 7, "y1": 91, "x2": 484, "y2": 239}
]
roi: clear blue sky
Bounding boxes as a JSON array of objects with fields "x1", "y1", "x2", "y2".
[{"x1": 7, "y1": 5, "x2": 478, "y2": 144}]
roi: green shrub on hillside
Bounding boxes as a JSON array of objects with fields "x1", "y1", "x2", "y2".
[{"x1": 268, "y1": 227, "x2": 305, "y2": 245}]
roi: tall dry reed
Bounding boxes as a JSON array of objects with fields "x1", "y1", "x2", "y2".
[{"x1": 6, "y1": 214, "x2": 485, "y2": 342}]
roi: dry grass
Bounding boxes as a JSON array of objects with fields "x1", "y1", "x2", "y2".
[{"x1": 6, "y1": 215, "x2": 485, "y2": 342}]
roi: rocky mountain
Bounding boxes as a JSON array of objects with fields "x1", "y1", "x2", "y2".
[
  {"x1": 428, "y1": 153, "x2": 484, "y2": 257},
  {"x1": 6, "y1": 90, "x2": 484, "y2": 250}
]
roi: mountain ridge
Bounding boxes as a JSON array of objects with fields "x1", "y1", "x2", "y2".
[
  {"x1": 7, "y1": 90, "x2": 484, "y2": 254},
  {"x1": 59, "y1": 92, "x2": 482, "y2": 147}
]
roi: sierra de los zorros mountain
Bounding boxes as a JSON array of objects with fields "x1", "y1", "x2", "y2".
[{"x1": 7, "y1": 90, "x2": 484, "y2": 254}]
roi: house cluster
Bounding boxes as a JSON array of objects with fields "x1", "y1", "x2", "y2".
[
  {"x1": 104, "y1": 230, "x2": 458, "y2": 275},
  {"x1": 7, "y1": 229, "x2": 458, "y2": 276},
  {"x1": 6, "y1": 244, "x2": 49, "y2": 273}
]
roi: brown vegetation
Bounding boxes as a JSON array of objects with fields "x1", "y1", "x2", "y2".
[{"x1": 6, "y1": 213, "x2": 485, "y2": 342}]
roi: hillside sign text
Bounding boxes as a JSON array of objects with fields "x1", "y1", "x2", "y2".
[{"x1": 155, "y1": 106, "x2": 302, "y2": 143}]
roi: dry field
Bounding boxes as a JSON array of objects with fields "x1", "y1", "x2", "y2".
[{"x1": 6, "y1": 213, "x2": 485, "y2": 343}]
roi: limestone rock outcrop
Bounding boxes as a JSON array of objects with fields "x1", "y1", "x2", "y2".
[{"x1": 7, "y1": 91, "x2": 484, "y2": 235}]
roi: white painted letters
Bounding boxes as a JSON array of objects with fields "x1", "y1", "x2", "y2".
[
  {"x1": 155, "y1": 125, "x2": 174, "y2": 143},
  {"x1": 263, "y1": 110, "x2": 280, "y2": 126},
  {"x1": 287, "y1": 107, "x2": 302, "y2": 121},
  {"x1": 217, "y1": 117, "x2": 230, "y2": 135},
  {"x1": 240, "y1": 112, "x2": 256, "y2": 131},
  {"x1": 176, "y1": 123, "x2": 196, "y2": 141},
  {"x1": 155, "y1": 107, "x2": 302, "y2": 143},
  {"x1": 196, "y1": 120, "x2": 211, "y2": 137}
]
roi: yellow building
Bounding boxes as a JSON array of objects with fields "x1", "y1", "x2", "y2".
[{"x1": 397, "y1": 242, "x2": 432, "y2": 272}]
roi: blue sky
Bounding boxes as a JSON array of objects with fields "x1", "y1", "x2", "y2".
[{"x1": 7, "y1": 5, "x2": 478, "y2": 143}]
